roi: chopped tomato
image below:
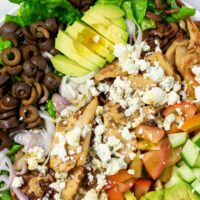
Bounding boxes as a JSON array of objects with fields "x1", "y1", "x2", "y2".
[
  {"x1": 107, "y1": 186, "x2": 123, "y2": 200},
  {"x1": 129, "y1": 152, "x2": 143, "y2": 178},
  {"x1": 166, "y1": 147, "x2": 182, "y2": 167},
  {"x1": 142, "y1": 138, "x2": 170, "y2": 180},
  {"x1": 118, "y1": 178, "x2": 136, "y2": 192},
  {"x1": 163, "y1": 101, "x2": 197, "y2": 119},
  {"x1": 105, "y1": 170, "x2": 135, "y2": 192},
  {"x1": 136, "y1": 140, "x2": 161, "y2": 151},
  {"x1": 135, "y1": 124, "x2": 165, "y2": 144},
  {"x1": 159, "y1": 166, "x2": 173, "y2": 183},
  {"x1": 182, "y1": 113, "x2": 200, "y2": 132},
  {"x1": 163, "y1": 101, "x2": 197, "y2": 133},
  {"x1": 134, "y1": 179, "x2": 152, "y2": 199},
  {"x1": 107, "y1": 170, "x2": 134, "y2": 183}
]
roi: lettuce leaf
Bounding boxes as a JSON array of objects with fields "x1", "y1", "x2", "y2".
[
  {"x1": 6, "y1": 0, "x2": 81, "y2": 26},
  {"x1": 95, "y1": 0, "x2": 125, "y2": 7}
]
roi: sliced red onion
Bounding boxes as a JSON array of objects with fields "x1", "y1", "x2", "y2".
[
  {"x1": 135, "y1": 24, "x2": 143, "y2": 45},
  {"x1": 52, "y1": 93, "x2": 70, "y2": 113},
  {"x1": 125, "y1": 18, "x2": 136, "y2": 44},
  {"x1": 41, "y1": 51, "x2": 53, "y2": 59},
  {"x1": 16, "y1": 157, "x2": 28, "y2": 176},
  {"x1": 70, "y1": 71, "x2": 97, "y2": 84},
  {"x1": 0, "y1": 150, "x2": 14, "y2": 192},
  {"x1": 12, "y1": 187, "x2": 28, "y2": 200}
]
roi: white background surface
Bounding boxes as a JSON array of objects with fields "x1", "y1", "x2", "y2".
[{"x1": 0, "y1": 0, "x2": 200, "y2": 21}]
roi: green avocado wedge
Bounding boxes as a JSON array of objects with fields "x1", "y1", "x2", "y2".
[
  {"x1": 51, "y1": 55, "x2": 90, "y2": 77},
  {"x1": 82, "y1": 14, "x2": 126, "y2": 44},
  {"x1": 66, "y1": 22, "x2": 115, "y2": 63},
  {"x1": 56, "y1": 31, "x2": 102, "y2": 71}
]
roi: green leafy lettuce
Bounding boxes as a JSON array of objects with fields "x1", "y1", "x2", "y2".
[
  {"x1": 95, "y1": 0, "x2": 125, "y2": 7},
  {"x1": 6, "y1": 0, "x2": 81, "y2": 26}
]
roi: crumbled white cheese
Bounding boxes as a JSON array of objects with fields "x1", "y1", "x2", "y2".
[
  {"x1": 12, "y1": 177, "x2": 24, "y2": 188},
  {"x1": 142, "y1": 87, "x2": 167, "y2": 105},
  {"x1": 83, "y1": 189, "x2": 98, "y2": 200},
  {"x1": 66, "y1": 127, "x2": 82, "y2": 147},
  {"x1": 128, "y1": 169, "x2": 135, "y2": 175},
  {"x1": 54, "y1": 193, "x2": 62, "y2": 200},
  {"x1": 27, "y1": 146, "x2": 46, "y2": 170},
  {"x1": 159, "y1": 76, "x2": 175, "y2": 92},
  {"x1": 120, "y1": 126, "x2": 134, "y2": 140},
  {"x1": 96, "y1": 173, "x2": 107, "y2": 191},
  {"x1": 195, "y1": 86, "x2": 200, "y2": 101},
  {"x1": 95, "y1": 144, "x2": 111, "y2": 167},
  {"x1": 145, "y1": 66, "x2": 165, "y2": 83},
  {"x1": 163, "y1": 114, "x2": 176, "y2": 131},
  {"x1": 50, "y1": 180, "x2": 66, "y2": 192},
  {"x1": 99, "y1": 192, "x2": 108, "y2": 200},
  {"x1": 106, "y1": 158, "x2": 127, "y2": 175},
  {"x1": 192, "y1": 65, "x2": 200, "y2": 84},
  {"x1": 94, "y1": 124, "x2": 105, "y2": 136},
  {"x1": 167, "y1": 91, "x2": 180, "y2": 105}
]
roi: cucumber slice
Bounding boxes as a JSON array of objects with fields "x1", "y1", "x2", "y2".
[
  {"x1": 193, "y1": 133, "x2": 200, "y2": 148},
  {"x1": 165, "y1": 166, "x2": 184, "y2": 188},
  {"x1": 192, "y1": 179, "x2": 200, "y2": 195},
  {"x1": 181, "y1": 140, "x2": 199, "y2": 167},
  {"x1": 192, "y1": 168, "x2": 200, "y2": 179},
  {"x1": 168, "y1": 132, "x2": 188, "y2": 148},
  {"x1": 177, "y1": 165, "x2": 196, "y2": 183},
  {"x1": 177, "y1": 160, "x2": 187, "y2": 167},
  {"x1": 194, "y1": 154, "x2": 200, "y2": 168},
  {"x1": 124, "y1": 191, "x2": 137, "y2": 200}
]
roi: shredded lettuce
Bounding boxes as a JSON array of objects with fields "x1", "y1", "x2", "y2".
[
  {"x1": 163, "y1": 6, "x2": 196, "y2": 23},
  {"x1": 140, "y1": 17, "x2": 156, "y2": 31},
  {"x1": 0, "y1": 190, "x2": 12, "y2": 200},
  {"x1": 6, "y1": 0, "x2": 81, "y2": 26},
  {"x1": 95, "y1": 0, "x2": 125, "y2": 7}
]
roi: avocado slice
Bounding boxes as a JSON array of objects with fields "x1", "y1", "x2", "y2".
[
  {"x1": 82, "y1": 15, "x2": 126, "y2": 44},
  {"x1": 56, "y1": 31, "x2": 106, "y2": 70},
  {"x1": 66, "y1": 22, "x2": 115, "y2": 63},
  {"x1": 51, "y1": 55, "x2": 90, "y2": 77},
  {"x1": 113, "y1": 18, "x2": 127, "y2": 30},
  {"x1": 164, "y1": 183, "x2": 200, "y2": 200},
  {"x1": 88, "y1": 4, "x2": 125, "y2": 20},
  {"x1": 84, "y1": 12, "x2": 128, "y2": 42}
]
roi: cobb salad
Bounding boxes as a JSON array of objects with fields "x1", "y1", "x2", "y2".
[{"x1": 0, "y1": 0, "x2": 200, "y2": 200}]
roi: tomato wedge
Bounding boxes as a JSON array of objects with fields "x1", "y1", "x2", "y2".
[
  {"x1": 166, "y1": 147, "x2": 182, "y2": 167},
  {"x1": 107, "y1": 170, "x2": 134, "y2": 183},
  {"x1": 163, "y1": 101, "x2": 197, "y2": 133},
  {"x1": 135, "y1": 124, "x2": 165, "y2": 144},
  {"x1": 107, "y1": 186, "x2": 124, "y2": 200},
  {"x1": 118, "y1": 178, "x2": 136, "y2": 193},
  {"x1": 134, "y1": 179, "x2": 152, "y2": 199},
  {"x1": 182, "y1": 113, "x2": 200, "y2": 132},
  {"x1": 142, "y1": 138, "x2": 170, "y2": 180},
  {"x1": 163, "y1": 101, "x2": 197, "y2": 119}
]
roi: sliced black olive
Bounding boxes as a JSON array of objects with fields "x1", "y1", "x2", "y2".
[
  {"x1": 45, "y1": 18, "x2": 58, "y2": 34},
  {"x1": 0, "y1": 109, "x2": 16, "y2": 120},
  {"x1": 21, "y1": 87, "x2": 38, "y2": 105},
  {"x1": 6, "y1": 65, "x2": 22, "y2": 75},
  {"x1": 43, "y1": 72, "x2": 61, "y2": 90},
  {"x1": 39, "y1": 38, "x2": 54, "y2": 51},
  {"x1": 1, "y1": 95, "x2": 19, "y2": 109},
  {"x1": 49, "y1": 48, "x2": 60, "y2": 56},
  {"x1": 27, "y1": 117, "x2": 42, "y2": 129},
  {"x1": 12, "y1": 81, "x2": 32, "y2": 99},
  {"x1": 22, "y1": 27, "x2": 35, "y2": 41},
  {"x1": 21, "y1": 72, "x2": 35, "y2": 84},
  {"x1": 38, "y1": 85, "x2": 49, "y2": 104},
  {"x1": 0, "y1": 132, "x2": 11, "y2": 151},
  {"x1": 36, "y1": 70, "x2": 45, "y2": 83},
  {"x1": 22, "y1": 45, "x2": 40, "y2": 60},
  {"x1": 0, "y1": 67, "x2": 9, "y2": 86},
  {"x1": 30, "y1": 21, "x2": 49, "y2": 38},
  {"x1": 1, "y1": 47, "x2": 21, "y2": 66},
  {"x1": 0, "y1": 84, "x2": 6, "y2": 97},
  {"x1": 23, "y1": 60, "x2": 38, "y2": 77},
  {"x1": 2, "y1": 32, "x2": 19, "y2": 47},
  {"x1": 19, "y1": 105, "x2": 39, "y2": 123},
  {"x1": 0, "y1": 116, "x2": 19, "y2": 130},
  {"x1": 0, "y1": 22, "x2": 18, "y2": 36},
  {"x1": 31, "y1": 56, "x2": 47, "y2": 71}
]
